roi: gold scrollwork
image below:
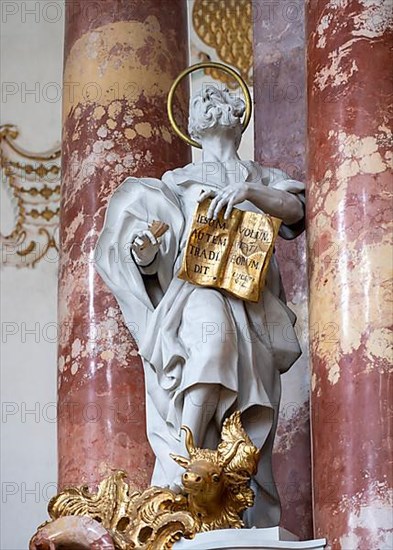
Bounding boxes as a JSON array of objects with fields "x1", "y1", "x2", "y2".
[
  {"x1": 0, "y1": 124, "x2": 61, "y2": 268},
  {"x1": 32, "y1": 412, "x2": 259, "y2": 549},
  {"x1": 192, "y1": 0, "x2": 253, "y2": 89}
]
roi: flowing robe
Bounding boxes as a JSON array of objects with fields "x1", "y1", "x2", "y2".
[{"x1": 94, "y1": 160, "x2": 305, "y2": 527}]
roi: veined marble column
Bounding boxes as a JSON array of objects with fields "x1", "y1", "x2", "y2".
[
  {"x1": 58, "y1": 0, "x2": 190, "y2": 489},
  {"x1": 253, "y1": 0, "x2": 312, "y2": 539},
  {"x1": 307, "y1": 1, "x2": 392, "y2": 548}
]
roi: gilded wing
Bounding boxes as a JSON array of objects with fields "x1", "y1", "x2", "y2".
[{"x1": 218, "y1": 412, "x2": 260, "y2": 476}]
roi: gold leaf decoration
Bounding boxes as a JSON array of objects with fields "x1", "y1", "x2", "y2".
[
  {"x1": 0, "y1": 124, "x2": 61, "y2": 268},
  {"x1": 32, "y1": 412, "x2": 260, "y2": 549},
  {"x1": 192, "y1": 0, "x2": 253, "y2": 88}
]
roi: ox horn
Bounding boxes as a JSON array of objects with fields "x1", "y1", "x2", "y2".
[
  {"x1": 181, "y1": 425, "x2": 196, "y2": 457},
  {"x1": 170, "y1": 453, "x2": 190, "y2": 469},
  {"x1": 220, "y1": 438, "x2": 244, "y2": 467}
]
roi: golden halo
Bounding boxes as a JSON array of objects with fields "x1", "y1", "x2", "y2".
[{"x1": 167, "y1": 62, "x2": 252, "y2": 149}]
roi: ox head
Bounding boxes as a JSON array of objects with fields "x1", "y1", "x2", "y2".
[{"x1": 170, "y1": 426, "x2": 245, "y2": 501}]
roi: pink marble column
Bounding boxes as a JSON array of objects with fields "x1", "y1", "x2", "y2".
[
  {"x1": 307, "y1": 1, "x2": 392, "y2": 548},
  {"x1": 253, "y1": 0, "x2": 312, "y2": 539},
  {"x1": 58, "y1": 0, "x2": 190, "y2": 489}
]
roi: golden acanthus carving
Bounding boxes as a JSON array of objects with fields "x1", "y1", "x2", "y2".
[
  {"x1": 0, "y1": 124, "x2": 61, "y2": 268},
  {"x1": 34, "y1": 412, "x2": 259, "y2": 549}
]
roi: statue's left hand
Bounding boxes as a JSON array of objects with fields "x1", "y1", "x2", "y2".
[
  {"x1": 198, "y1": 185, "x2": 249, "y2": 220},
  {"x1": 131, "y1": 229, "x2": 161, "y2": 266}
]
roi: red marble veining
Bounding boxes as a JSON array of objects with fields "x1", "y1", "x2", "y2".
[
  {"x1": 58, "y1": 0, "x2": 190, "y2": 490},
  {"x1": 307, "y1": 0, "x2": 392, "y2": 548},
  {"x1": 253, "y1": 0, "x2": 312, "y2": 538},
  {"x1": 273, "y1": 403, "x2": 312, "y2": 540},
  {"x1": 63, "y1": 0, "x2": 187, "y2": 59}
]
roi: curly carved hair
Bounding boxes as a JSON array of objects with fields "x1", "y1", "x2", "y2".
[{"x1": 188, "y1": 85, "x2": 246, "y2": 148}]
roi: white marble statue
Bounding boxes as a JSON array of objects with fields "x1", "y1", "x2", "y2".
[{"x1": 94, "y1": 86, "x2": 305, "y2": 528}]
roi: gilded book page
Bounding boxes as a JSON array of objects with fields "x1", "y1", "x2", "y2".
[{"x1": 178, "y1": 198, "x2": 281, "y2": 302}]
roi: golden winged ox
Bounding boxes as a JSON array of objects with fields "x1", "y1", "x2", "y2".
[{"x1": 31, "y1": 412, "x2": 260, "y2": 550}]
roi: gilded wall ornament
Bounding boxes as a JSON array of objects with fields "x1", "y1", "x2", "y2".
[
  {"x1": 31, "y1": 412, "x2": 259, "y2": 549},
  {"x1": 192, "y1": 0, "x2": 253, "y2": 88},
  {"x1": 0, "y1": 124, "x2": 61, "y2": 268}
]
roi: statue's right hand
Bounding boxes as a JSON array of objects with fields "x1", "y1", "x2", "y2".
[{"x1": 131, "y1": 229, "x2": 161, "y2": 266}]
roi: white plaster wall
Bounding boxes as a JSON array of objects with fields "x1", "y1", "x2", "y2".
[{"x1": 1, "y1": 1, "x2": 64, "y2": 548}]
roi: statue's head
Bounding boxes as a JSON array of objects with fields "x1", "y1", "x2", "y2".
[{"x1": 188, "y1": 85, "x2": 245, "y2": 149}]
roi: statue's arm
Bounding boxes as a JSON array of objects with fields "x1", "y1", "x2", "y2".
[
  {"x1": 200, "y1": 165, "x2": 305, "y2": 228},
  {"x1": 132, "y1": 250, "x2": 160, "y2": 275},
  {"x1": 246, "y1": 183, "x2": 303, "y2": 225}
]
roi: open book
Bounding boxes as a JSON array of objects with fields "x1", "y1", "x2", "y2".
[{"x1": 178, "y1": 198, "x2": 281, "y2": 302}]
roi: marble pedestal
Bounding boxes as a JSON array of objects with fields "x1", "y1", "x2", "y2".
[{"x1": 174, "y1": 527, "x2": 326, "y2": 550}]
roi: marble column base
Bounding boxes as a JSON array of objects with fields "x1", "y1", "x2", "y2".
[{"x1": 174, "y1": 527, "x2": 326, "y2": 550}]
